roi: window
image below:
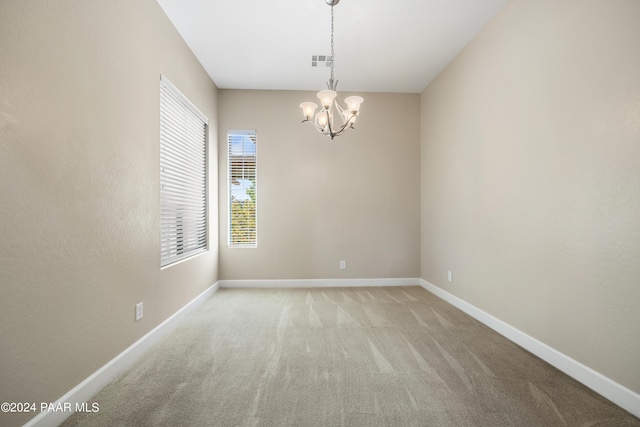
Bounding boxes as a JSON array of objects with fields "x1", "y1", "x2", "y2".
[
  {"x1": 228, "y1": 130, "x2": 257, "y2": 247},
  {"x1": 160, "y1": 75, "x2": 208, "y2": 267}
]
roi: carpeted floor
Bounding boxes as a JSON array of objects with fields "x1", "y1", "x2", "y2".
[{"x1": 62, "y1": 286, "x2": 639, "y2": 426}]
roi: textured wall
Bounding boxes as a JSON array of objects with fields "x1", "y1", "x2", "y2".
[
  {"x1": 218, "y1": 90, "x2": 420, "y2": 280},
  {"x1": 420, "y1": 0, "x2": 640, "y2": 393},
  {"x1": 0, "y1": 1, "x2": 218, "y2": 425}
]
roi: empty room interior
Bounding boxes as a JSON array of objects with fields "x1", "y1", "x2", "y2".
[{"x1": 1, "y1": 0, "x2": 639, "y2": 426}]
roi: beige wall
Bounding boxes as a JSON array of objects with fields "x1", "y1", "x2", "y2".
[
  {"x1": 0, "y1": 1, "x2": 218, "y2": 425},
  {"x1": 219, "y1": 90, "x2": 420, "y2": 280},
  {"x1": 420, "y1": 0, "x2": 640, "y2": 393}
]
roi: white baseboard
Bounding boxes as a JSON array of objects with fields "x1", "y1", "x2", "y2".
[
  {"x1": 419, "y1": 279, "x2": 640, "y2": 419},
  {"x1": 24, "y1": 282, "x2": 220, "y2": 427},
  {"x1": 219, "y1": 278, "x2": 421, "y2": 288}
]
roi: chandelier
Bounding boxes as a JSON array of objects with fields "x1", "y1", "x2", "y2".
[{"x1": 299, "y1": 0, "x2": 363, "y2": 140}]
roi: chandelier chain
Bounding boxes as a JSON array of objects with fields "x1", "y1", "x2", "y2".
[{"x1": 330, "y1": 4, "x2": 335, "y2": 83}]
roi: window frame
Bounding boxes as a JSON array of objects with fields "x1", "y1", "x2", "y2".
[{"x1": 227, "y1": 130, "x2": 257, "y2": 248}]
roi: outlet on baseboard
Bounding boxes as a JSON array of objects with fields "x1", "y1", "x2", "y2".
[
  {"x1": 135, "y1": 302, "x2": 143, "y2": 321},
  {"x1": 339, "y1": 260, "x2": 346, "y2": 270},
  {"x1": 447, "y1": 271, "x2": 453, "y2": 283}
]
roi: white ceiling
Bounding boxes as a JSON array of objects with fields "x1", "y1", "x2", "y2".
[{"x1": 156, "y1": 0, "x2": 507, "y2": 93}]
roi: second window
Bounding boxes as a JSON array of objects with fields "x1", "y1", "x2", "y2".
[{"x1": 228, "y1": 130, "x2": 257, "y2": 247}]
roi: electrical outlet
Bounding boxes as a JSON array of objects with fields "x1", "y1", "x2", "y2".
[
  {"x1": 340, "y1": 260, "x2": 346, "y2": 270},
  {"x1": 135, "y1": 302, "x2": 143, "y2": 321},
  {"x1": 447, "y1": 271, "x2": 453, "y2": 283}
]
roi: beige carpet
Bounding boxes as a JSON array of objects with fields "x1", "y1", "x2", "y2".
[{"x1": 62, "y1": 286, "x2": 639, "y2": 426}]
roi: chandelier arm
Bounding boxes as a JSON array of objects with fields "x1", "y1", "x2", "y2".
[
  {"x1": 301, "y1": 114, "x2": 355, "y2": 138},
  {"x1": 325, "y1": 109, "x2": 334, "y2": 137},
  {"x1": 334, "y1": 101, "x2": 347, "y2": 125},
  {"x1": 334, "y1": 119, "x2": 355, "y2": 136},
  {"x1": 303, "y1": 119, "x2": 329, "y2": 135},
  {"x1": 326, "y1": 114, "x2": 356, "y2": 139}
]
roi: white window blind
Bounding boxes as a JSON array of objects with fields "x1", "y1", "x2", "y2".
[
  {"x1": 228, "y1": 130, "x2": 257, "y2": 247},
  {"x1": 160, "y1": 75, "x2": 208, "y2": 267}
]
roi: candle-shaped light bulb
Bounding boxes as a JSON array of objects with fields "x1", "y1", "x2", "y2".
[
  {"x1": 316, "y1": 111, "x2": 329, "y2": 128},
  {"x1": 299, "y1": 102, "x2": 318, "y2": 120},
  {"x1": 344, "y1": 96, "x2": 364, "y2": 115},
  {"x1": 317, "y1": 90, "x2": 337, "y2": 110}
]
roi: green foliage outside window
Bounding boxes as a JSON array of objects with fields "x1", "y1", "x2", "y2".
[{"x1": 230, "y1": 179, "x2": 256, "y2": 245}]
